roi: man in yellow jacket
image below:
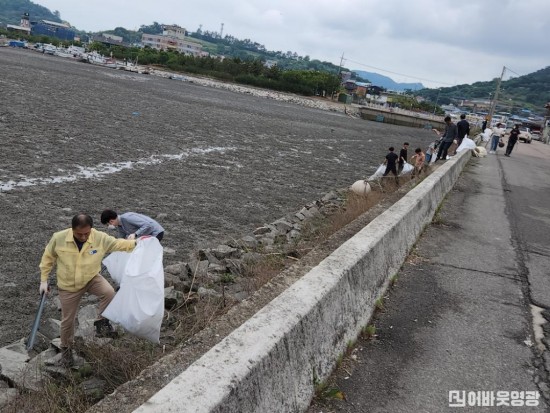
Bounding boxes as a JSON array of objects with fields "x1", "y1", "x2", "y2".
[{"x1": 39, "y1": 213, "x2": 136, "y2": 365}]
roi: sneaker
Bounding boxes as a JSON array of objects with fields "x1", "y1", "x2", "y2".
[
  {"x1": 94, "y1": 318, "x2": 118, "y2": 338},
  {"x1": 489, "y1": 150, "x2": 495, "y2": 154}
]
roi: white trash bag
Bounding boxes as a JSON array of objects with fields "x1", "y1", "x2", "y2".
[
  {"x1": 400, "y1": 162, "x2": 414, "y2": 175},
  {"x1": 456, "y1": 136, "x2": 476, "y2": 152},
  {"x1": 481, "y1": 128, "x2": 492, "y2": 142},
  {"x1": 370, "y1": 163, "x2": 386, "y2": 180},
  {"x1": 102, "y1": 237, "x2": 164, "y2": 343}
]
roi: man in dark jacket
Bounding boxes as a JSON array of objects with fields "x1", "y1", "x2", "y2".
[
  {"x1": 455, "y1": 114, "x2": 470, "y2": 153},
  {"x1": 435, "y1": 116, "x2": 458, "y2": 162},
  {"x1": 398, "y1": 142, "x2": 409, "y2": 174},
  {"x1": 505, "y1": 125, "x2": 520, "y2": 157}
]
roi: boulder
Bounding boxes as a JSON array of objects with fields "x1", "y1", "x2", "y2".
[
  {"x1": 0, "y1": 347, "x2": 42, "y2": 391},
  {"x1": 272, "y1": 219, "x2": 294, "y2": 233},
  {"x1": 164, "y1": 262, "x2": 189, "y2": 277},
  {"x1": 321, "y1": 191, "x2": 339, "y2": 202},
  {"x1": 75, "y1": 304, "x2": 98, "y2": 340},
  {"x1": 198, "y1": 249, "x2": 222, "y2": 265},
  {"x1": 237, "y1": 235, "x2": 258, "y2": 249},
  {"x1": 39, "y1": 318, "x2": 61, "y2": 341},
  {"x1": 188, "y1": 259, "x2": 209, "y2": 278},
  {"x1": 253, "y1": 226, "x2": 272, "y2": 236},
  {"x1": 197, "y1": 287, "x2": 222, "y2": 299},
  {"x1": 81, "y1": 377, "x2": 106, "y2": 400},
  {"x1": 164, "y1": 287, "x2": 185, "y2": 309},
  {"x1": 208, "y1": 263, "x2": 228, "y2": 274},
  {"x1": 0, "y1": 388, "x2": 18, "y2": 409},
  {"x1": 211, "y1": 245, "x2": 240, "y2": 260},
  {"x1": 294, "y1": 212, "x2": 306, "y2": 221}
]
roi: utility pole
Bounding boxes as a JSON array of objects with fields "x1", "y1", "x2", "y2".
[
  {"x1": 220, "y1": 23, "x2": 224, "y2": 39},
  {"x1": 331, "y1": 52, "x2": 345, "y2": 101},
  {"x1": 337, "y1": 52, "x2": 345, "y2": 76},
  {"x1": 488, "y1": 66, "x2": 506, "y2": 126}
]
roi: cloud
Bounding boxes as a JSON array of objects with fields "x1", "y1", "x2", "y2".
[{"x1": 37, "y1": 0, "x2": 550, "y2": 87}]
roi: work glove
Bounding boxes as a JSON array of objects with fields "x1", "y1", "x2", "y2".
[
  {"x1": 39, "y1": 281, "x2": 49, "y2": 295},
  {"x1": 127, "y1": 233, "x2": 136, "y2": 240}
]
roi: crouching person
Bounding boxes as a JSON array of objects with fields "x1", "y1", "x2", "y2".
[{"x1": 39, "y1": 213, "x2": 136, "y2": 366}]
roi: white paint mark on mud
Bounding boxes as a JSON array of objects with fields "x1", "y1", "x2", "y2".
[{"x1": 0, "y1": 146, "x2": 235, "y2": 192}]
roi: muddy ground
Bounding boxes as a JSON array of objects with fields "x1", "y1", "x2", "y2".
[{"x1": 0, "y1": 47, "x2": 437, "y2": 346}]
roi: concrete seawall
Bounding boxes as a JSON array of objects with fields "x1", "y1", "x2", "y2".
[{"x1": 135, "y1": 149, "x2": 472, "y2": 413}]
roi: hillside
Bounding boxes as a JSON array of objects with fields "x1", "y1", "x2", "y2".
[
  {"x1": 414, "y1": 66, "x2": 550, "y2": 112},
  {"x1": 353, "y1": 70, "x2": 424, "y2": 91},
  {"x1": 0, "y1": 0, "x2": 62, "y2": 26}
]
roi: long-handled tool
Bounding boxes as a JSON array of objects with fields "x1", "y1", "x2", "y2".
[{"x1": 26, "y1": 290, "x2": 48, "y2": 351}]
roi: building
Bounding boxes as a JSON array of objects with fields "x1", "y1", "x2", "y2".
[
  {"x1": 91, "y1": 33, "x2": 129, "y2": 48},
  {"x1": 7, "y1": 13, "x2": 31, "y2": 35},
  {"x1": 141, "y1": 24, "x2": 204, "y2": 56},
  {"x1": 31, "y1": 20, "x2": 75, "y2": 41}
]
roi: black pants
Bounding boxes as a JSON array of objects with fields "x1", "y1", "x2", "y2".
[
  {"x1": 436, "y1": 141, "x2": 452, "y2": 161},
  {"x1": 383, "y1": 165, "x2": 397, "y2": 176},
  {"x1": 505, "y1": 140, "x2": 517, "y2": 156}
]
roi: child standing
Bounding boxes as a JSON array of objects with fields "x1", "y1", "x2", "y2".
[
  {"x1": 425, "y1": 139, "x2": 438, "y2": 165},
  {"x1": 411, "y1": 147, "x2": 426, "y2": 178}
]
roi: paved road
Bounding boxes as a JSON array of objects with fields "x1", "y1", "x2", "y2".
[{"x1": 308, "y1": 141, "x2": 550, "y2": 412}]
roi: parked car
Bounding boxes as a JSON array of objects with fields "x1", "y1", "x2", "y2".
[
  {"x1": 518, "y1": 127, "x2": 532, "y2": 143},
  {"x1": 532, "y1": 130, "x2": 542, "y2": 141}
]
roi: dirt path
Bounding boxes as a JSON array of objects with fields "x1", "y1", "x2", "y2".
[{"x1": 0, "y1": 48, "x2": 437, "y2": 346}]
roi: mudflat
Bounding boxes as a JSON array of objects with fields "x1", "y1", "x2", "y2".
[{"x1": 0, "y1": 48, "x2": 435, "y2": 346}]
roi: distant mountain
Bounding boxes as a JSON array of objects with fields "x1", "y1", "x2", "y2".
[
  {"x1": 414, "y1": 66, "x2": 550, "y2": 110},
  {"x1": 0, "y1": 0, "x2": 62, "y2": 26},
  {"x1": 353, "y1": 70, "x2": 424, "y2": 91}
]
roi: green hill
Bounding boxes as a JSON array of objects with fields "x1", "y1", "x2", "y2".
[
  {"x1": 0, "y1": 0, "x2": 62, "y2": 26},
  {"x1": 414, "y1": 66, "x2": 550, "y2": 113}
]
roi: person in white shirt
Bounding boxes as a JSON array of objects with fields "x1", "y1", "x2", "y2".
[{"x1": 489, "y1": 123, "x2": 505, "y2": 154}]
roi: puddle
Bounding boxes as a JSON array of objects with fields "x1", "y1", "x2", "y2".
[{"x1": 0, "y1": 146, "x2": 235, "y2": 192}]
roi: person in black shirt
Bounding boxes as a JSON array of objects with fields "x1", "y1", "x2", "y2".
[
  {"x1": 383, "y1": 146, "x2": 399, "y2": 183},
  {"x1": 398, "y1": 142, "x2": 409, "y2": 174},
  {"x1": 505, "y1": 125, "x2": 520, "y2": 157},
  {"x1": 455, "y1": 114, "x2": 470, "y2": 154}
]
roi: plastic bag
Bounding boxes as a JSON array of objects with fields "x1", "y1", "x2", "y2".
[
  {"x1": 102, "y1": 238, "x2": 164, "y2": 343},
  {"x1": 400, "y1": 162, "x2": 414, "y2": 175},
  {"x1": 370, "y1": 164, "x2": 386, "y2": 179},
  {"x1": 456, "y1": 137, "x2": 476, "y2": 152}
]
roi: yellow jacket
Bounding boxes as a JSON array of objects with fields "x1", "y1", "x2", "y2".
[{"x1": 40, "y1": 228, "x2": 136, "y2": 292}]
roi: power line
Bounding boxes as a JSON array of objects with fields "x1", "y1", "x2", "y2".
[{"x1": 343, "y1": 57, "x2": 455, "y2": 87}]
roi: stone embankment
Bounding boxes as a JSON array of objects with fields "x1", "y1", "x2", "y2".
[{"x1": 147, "y1": 68, "x2": 361, "y2": 117}]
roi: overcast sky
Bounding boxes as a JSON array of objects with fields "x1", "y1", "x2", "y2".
[{"x1": 37, "y1": 0, "x2": 550, "y2": 89}]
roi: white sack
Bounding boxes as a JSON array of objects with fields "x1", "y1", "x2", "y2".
[
  {"x1": 400, "y1": 162, "x2": 414, "y2": 175},
  {"x1": 456, "y1": 137, "x2": 476, "y2": 152},
  {"x1": 370, "y1": 164, "x2": 386, "y2": 180},
  {"x1": 102, "y1": 237, "x2": 164, "y2": 343},
  {"x1": 474, "y1": 146, "x2": 487, "y2": 157},
  {"x1": 482, "y1": 128, "x2": 492, "y2": 142},
  {"x1": 350, "y1": 180, "x2": 371, "y2": 196}
]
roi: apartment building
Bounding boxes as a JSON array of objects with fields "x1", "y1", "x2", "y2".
[{"x1": 141, "y1": 24, "x2": 204, "y2": 57}]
